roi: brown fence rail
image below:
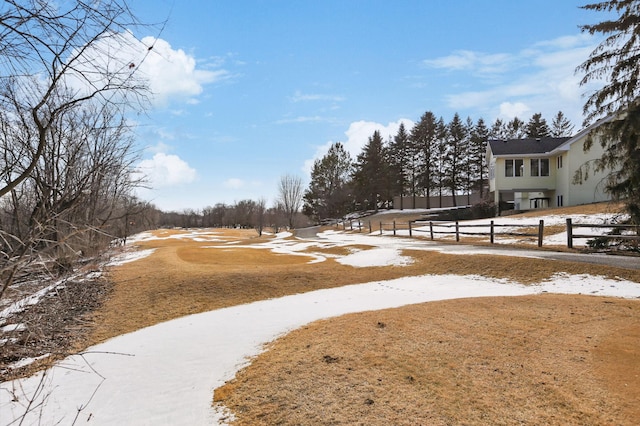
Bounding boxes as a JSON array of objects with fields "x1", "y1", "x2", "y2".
[
  {"x1": 339, "y1": 217, "x2": 640, "y2": 249},
  {"x1": 409, "y1": 220, "x2": 545, "y2": 247},
  {"x1": 565, "y1": 218, "x2": 640, "y2": 249}
]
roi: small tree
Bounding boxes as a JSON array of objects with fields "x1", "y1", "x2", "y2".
[
  {"x1": 303, "y1": 142, "x2": 352, "y2": 222},
  {"x1": 525, "y1": 113, "x2": 551, "y2": 138},
  {"x1": 255, "y1": 198, "x2": 267, "y2": 236},
  {"x1": 277, "y1": 174, "x2": 304, "y2": 229},
  {"x1": 550, "y1": 111, "x2": 575, "y2": 137}
]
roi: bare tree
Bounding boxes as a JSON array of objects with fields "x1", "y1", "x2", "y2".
[
  {"x1": 0, "y1": 0, "x2": 155, "y2": 300},
  {"x1": 277, "y1": 174, "x2": 303, "y2": 229},
  {"x1": 254, "y1": 198, "x2": 267, "y2": 236}
]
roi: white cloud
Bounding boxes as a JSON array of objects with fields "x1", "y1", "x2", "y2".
[
  {"x1": 139, "y1": 36, "x2": 228, "y2": 106},
  {"x1": 147, "y1": 141, "x2": 173, "y2": 153},
  {"x1": 423, "y1": 50, "x2": 514, "y2": 74},
  {"x1": 224, "y1": 178, "x2": 245, "y2": 189},
  {"x1": 499, "y1": 102, "x2": 530, "y2": 119},
  {"x1": 290, "y1": 90, "x2": 345, "y2": 103},
  {"x1": 136, "y1": 153, "x2": 197, "y2": 188},
  {"x1": 423, "y1": 33, "x2": 602, "y2": 126},
  {"x1": 303, "y1": 119, "x2": 414, "y2": 175},
  {"x1": 275, "y1": 116, "x2": 326, "y2": 124},
  {"x1": 64, "y1": 31, "x2": 226, "y2": 108}
]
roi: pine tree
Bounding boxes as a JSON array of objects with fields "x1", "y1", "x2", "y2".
[
  {"x1": 410, "y1": 111, "x2": 439, "y2": 209},
  {"x1": 578, "y1": 0, "x2": 640, "y2": 124},
  {"x1": 462, "y1": 117, "x2": 476, "y2": 204},
  {"x1": 352, "y1": 130, "x2": 388, "y2": 211},
  {"x1": 525, "y1": 113, "x2": 551, "y2": 138},
  {"x1": 303, "y1": 142, "x2": 353, "y2": 221},
  {"x1": 577, "y1": 0, "x2": 640, "y2": 224},
  {"x1": 505, "y1": 117, "x2": 526, "y2": 138},
  {"x1": 470, "y1": 118, "x2": 490, "y2": 197},
  {"x1": 434, "y1": 117, "x2": 449, "y2": 207},
  {"x1": 387, "y1": 123, "x2": 412, "y2": 209},
  {"x1": 490, "y1": 118, "x2": 508, "y2": 140},
  {"x1": 444, "y1": 113, "x2": 468, "y2": 207},
  {"x1": 550, "y1": 111, "x2": 575, "y2": 137}
]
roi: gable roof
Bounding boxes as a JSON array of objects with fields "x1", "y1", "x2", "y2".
[{"x1": 488, "y1": 137, "x2": 571, "y2": 157}]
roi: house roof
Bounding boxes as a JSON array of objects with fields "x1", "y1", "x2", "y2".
[{"x1": 488, "y1": 137, "x2": 571, "y2": 156}]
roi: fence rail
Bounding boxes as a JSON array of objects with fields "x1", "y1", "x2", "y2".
[
  {"x1": 565, "y1": 218, "x2": 640, "y2": 249},
  {"x1": 341, "y1": 218, "x2": 640, "y2": 249}
]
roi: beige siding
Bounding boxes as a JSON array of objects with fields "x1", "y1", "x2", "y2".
[
  {"x1": 492, "y1": 157, "x2": 555, "y2": 191},
  {"x1": 566, "y1": 135, "x2": 609, "y2": 205}
]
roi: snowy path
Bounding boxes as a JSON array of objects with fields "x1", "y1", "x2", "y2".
[{"x1": 2, "y1": 272, "x2": 640, "y2": 425}]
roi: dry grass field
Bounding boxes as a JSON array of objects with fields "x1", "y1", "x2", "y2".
[{"x1": 84, "y1": 203, "x2": 640, "y2": 424}]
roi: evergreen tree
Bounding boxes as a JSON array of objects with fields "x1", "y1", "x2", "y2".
[
  {"x1": 577, "y1": 0, "x2": 640, "y2": 223},
  {"x1": 525, "y1": 113, "x2": 551, "y2": 138},
  {"x1": 352, "y1": 130, "x2": 388, "y2": 211},
  {"x1": 410, "y1": 111, "x2": 439, "y2": 209},
  {"x1": 303, "y1": 142, "x2": 353, "y2": 221},
  {"x1": 434, "y1": 118, "x2": 449, "y2": 207},
  {"x1": 461, "y1": 117, "x2": 476, "y2": 204},
  {"x1": 490, "y1": 118, "x2": 508, "y2": 140},
  {"x1": 387, "y1": 122, "x2": 413, "y2": 209},
  {"x1": 470, "y1": 118, "x2": 490, "y2": 197},
  {"x1": 550, "y1": 111, "x2": 575, "y2": 137},
  {"x1": 444, "y1": 113, "x2": 468, "y2": 207},
  {"x1": 578, "y1": 0, "x2": 640, "y2": 124},
  {"x1": 505, "y1": 117, "x2": 526, "y2": 138}
]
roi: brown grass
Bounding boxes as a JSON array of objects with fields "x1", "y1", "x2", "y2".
[
  {"x1": 215, "y1": 294, "x2": 640, "y2": 425},
  {"x1": 83, "y1": 208, "x2": 640, "y2": 424},
  {"x1": 92, "y1": 232, "x2": 640, "y2": 343}
]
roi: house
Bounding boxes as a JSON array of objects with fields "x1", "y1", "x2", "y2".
[{"x1": 487, "y1": 120, "x2": 612, "y2": 212}]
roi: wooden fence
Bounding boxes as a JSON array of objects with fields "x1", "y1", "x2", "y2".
[
  {"x1": 342, "y1": 218, "x2": 640, "y2": 249},
  {"x1": 565, "y1": 218, "x2": 640, "y2": 249}
]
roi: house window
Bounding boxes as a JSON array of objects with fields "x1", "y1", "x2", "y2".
[
  {"x1": 557, "y1": 155, "x2": 563, "y2": 169},
  {"x1": 531, "y1": 158, "x2": 549, "y2": 176},
  {"x1": 505, "y1": 159, "x2": 523, "y2": 177},
  {"x1": 557, "y1": 195, "x2": 564, "y2": 207}
]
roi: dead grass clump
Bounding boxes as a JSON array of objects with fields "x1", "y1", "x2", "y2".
[
  {"x1": 176, "y1": 246, "x2": 312, "y2": 266},
  {"x1": 214, "y1": 294, "x2": 640, "y2": 425}
]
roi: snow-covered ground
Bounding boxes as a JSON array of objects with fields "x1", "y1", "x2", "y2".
[{"x1": 1, "y1": 212, "x2": 638, "y2": 425}]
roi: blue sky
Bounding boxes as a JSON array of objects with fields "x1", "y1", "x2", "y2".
[{"x1": 126, "y1": 0, "x2": 606, "y2": 212}]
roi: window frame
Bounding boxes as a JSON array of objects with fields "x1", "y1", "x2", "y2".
[
  {"x1": 505, "y1": 158, "x2": 524, "y2": 177},
  {"x1": 530, "y1": 158, "x2": 549, "y2": 177}
]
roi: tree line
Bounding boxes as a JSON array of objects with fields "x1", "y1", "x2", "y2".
[{"x1": 303, "y1": 111, "x2": 574, "y2": 222}]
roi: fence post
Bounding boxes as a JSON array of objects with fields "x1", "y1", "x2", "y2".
[
  {"x1": 393, "y1": 220, "x2": 396, "y2": 236},
  {"x1": 455, "y1": 221, "x2": 460, "y2": 242},
  {"x1": 409, "y1": 221, "x2": 412, "y2": 237},
  {"x1": 566, "y1": 218, "x2": 573, "y2": 249},
  {"x1": 538, "y1": 219, "x2": 544, "y2": 247},
  {"x1": 490, "y1": 220, "x2": 494, "y2": 244},
  {"x1": 369, "y1": 221, "x2": 372, "y2": 233},
  {"x1": 429, "y1": 222, "x2": 434, "y2": 240},
  {"x1": 380, "y1": 221, "x2": 383, "y2": 235}
]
